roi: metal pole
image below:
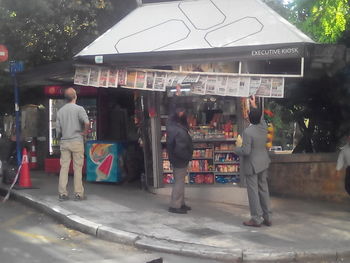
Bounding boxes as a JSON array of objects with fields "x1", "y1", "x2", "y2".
[{"x1": 12, "y1": 71, "x2": 22, "y2": 165}]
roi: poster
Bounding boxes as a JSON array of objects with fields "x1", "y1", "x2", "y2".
[
  {"x1": 88, "y1": 67, "x2": 101, "y2": 87},
  {"x1": 183, "y1": 74, "x2": 200, "y2": 83},
  {"x1": 237, "y1": 77, "x2": 250, "y2": 97},
  {"x1": 172, "y1": 74, "x2": 186, "y2": 87},
  {"x1": 216, "y1": 76, "x2": 228, "y2": 96},
  {"x1": 126, "y1": 71, "x2": 137, "y2": 88},
  {"x1": 191, "y1": 75, "x2": 207, "y2": 95},
  {"x1": 108, "y1": 69, "x2": 119, "y2": 87},
  {"x1": 86, "y1": 142, "x2": 121, "y2": 183},
  {"x1": 166, "y1": 73, "x2": 177, "y2": 87},
  {"x1": 226, "y1": 77, "x2": 240, "y2": 96},
  {"x1": 99, "y1": 68, "x2": 109, "y2": 88},
  {"x1": 135, "y1": 71, "x2": 147, "y2": 89},
  {"x1": 271, "y1": 78, "x2": 285, "y2": 98},
  {"x1": 249, "y1": 77, "x2": 261, "y2": 96},
  {"x1": 153, "y1": 72, "x2": 167, "y2": 91},
  {"x1": 256, "y1": 78, "x2": 272, "y2": 97},
  {"x1": 118, "y1": 69, "x2": 127, "y2": 86},
  {"x1": 74, "y1": 67, "x2": 91, "y2": 86},
  {"x1": 205, "y1": 75, "x2": 217, "y2": 95},
  {"x1": 145, "y1": 72, "x2": 155, "y2": 90}
]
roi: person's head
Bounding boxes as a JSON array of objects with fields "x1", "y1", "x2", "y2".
[
  {"x1": 346, "y1": 134, "x2": 350, "y2": 144},
  {"x1": 64, "y1": 88, "x2": 77, "y2": 103},
  {"x1": 248, "y1": 108, "x2": 261, "y2": 125},
  {"x1": 175, "y1": 107, "x2": 188, "y2": 128}
]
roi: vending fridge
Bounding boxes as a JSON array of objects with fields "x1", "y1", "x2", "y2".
[
  {"x1": 44, "y1": 86, "x2": 98, "y2": 173},
  {"x1": 85, "y1": 141, "x2": 125, "y2": 183}
]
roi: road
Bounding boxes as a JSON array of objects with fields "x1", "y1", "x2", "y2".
[{"x1": 0, "y1": 199, "x2": 220, "y2": 263}]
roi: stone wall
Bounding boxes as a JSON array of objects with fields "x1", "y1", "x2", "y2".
[{"x1": 268, "y1": 153, "x2": 350, "y2": 202}]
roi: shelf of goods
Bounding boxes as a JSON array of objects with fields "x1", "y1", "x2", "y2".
[{"x1": 162, "y1": 140, "x2": 240, "y2": 186}]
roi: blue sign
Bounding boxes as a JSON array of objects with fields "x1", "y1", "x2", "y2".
[{"x1": 9, "y1": 61, "x2": 24, "y2": 75}]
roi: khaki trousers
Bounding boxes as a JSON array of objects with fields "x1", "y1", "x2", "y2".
[
  {"x1": 170, "y1": 167, "x2": 187, "y2": 209},
  {"x1": 58, "y1": 140, "x2": 85, "y2": 196}
]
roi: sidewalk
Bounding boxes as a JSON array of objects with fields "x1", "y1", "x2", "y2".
[{"x1": 1, "y1": 171, "x2": 350, "y2": 262}]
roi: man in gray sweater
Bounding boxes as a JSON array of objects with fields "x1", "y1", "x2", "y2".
[{"x1": 56, "y1": 88, "x2": 89, "y2": 201}]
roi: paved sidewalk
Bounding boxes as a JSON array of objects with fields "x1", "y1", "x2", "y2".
[{"x1": 1, "y1": 171, "x2": 350, "y2": 262}]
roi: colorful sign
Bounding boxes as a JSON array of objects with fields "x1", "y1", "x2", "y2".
[
  {"x1": 86, "y1": 142, "x2": 123, "y2": 183},
  {"x1": 0, "y1": 45, "x2": 8, "y2": 62}
]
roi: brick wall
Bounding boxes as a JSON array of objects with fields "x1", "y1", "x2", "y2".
[{"x1": 268, "y1": 153, "x2": 350, "y2": 202}]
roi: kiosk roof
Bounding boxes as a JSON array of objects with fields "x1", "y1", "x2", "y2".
[{"x1": 75, "y1": 0, "x2": 315, "y2": 66}]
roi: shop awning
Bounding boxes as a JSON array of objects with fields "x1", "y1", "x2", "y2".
[{"x1": 75, "y1": 0, "x2": 315, "y2": 67}]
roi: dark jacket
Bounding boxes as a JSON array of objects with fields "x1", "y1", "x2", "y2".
[
  {"x1": 166, "y1": 122, "x2": 193, "y2": 168},
  {"x1": 166, "y1": 96, "x2": 193, "y2": 168}
]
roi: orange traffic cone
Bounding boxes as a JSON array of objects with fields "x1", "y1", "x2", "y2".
[{"x1": 18, "y1": 148, "x2": 32, "y2": 188}]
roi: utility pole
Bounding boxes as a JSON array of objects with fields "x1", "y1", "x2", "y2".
[{"x1": 9, "y1": 61, "x2": 24, "y2": 166}]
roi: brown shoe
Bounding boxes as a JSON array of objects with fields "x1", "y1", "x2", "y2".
[
  {"x1": 263, "y1": 220, "x2": 272, "y2": 227},
  {"x1": 243, "y1": 220, "x2": 261, "y2": 227}
]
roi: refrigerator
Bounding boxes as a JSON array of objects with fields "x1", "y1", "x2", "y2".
[{"x1": 85, "y1": 141, "x2": 125, "y2": 183}]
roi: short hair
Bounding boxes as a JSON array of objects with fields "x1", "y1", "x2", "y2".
[
  {"x1": 249, "y1": 108, "x2": 262, "y2": 125},
  {"x1": 64, "y1": 88, "x2": 77, "y2": 102}
]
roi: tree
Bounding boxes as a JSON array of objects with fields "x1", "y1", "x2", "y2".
[
  {"x1": 266, "y1": 0, "x2": 350, "y2": 43},
  {"x1": 0, "y1": 0, "x2": 136, "y2": 112},
  {"x1": 265, "y1": 0, "x2": 350, "y2": 152},
  {"x1": 288, "y1": 0, "x2": 350, "y2": 43},
  {"x1": 0, "y1": 0, "x2": 136, "y2": 67}
]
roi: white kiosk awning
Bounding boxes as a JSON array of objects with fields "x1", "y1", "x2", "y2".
[{"x1": 75, "y1": 0, "x2": 314, "y2": 67}]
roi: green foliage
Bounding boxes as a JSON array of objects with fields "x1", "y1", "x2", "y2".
[
  {"x1": 289, "y1": 0, "x2": 350, "y2": 43},
  {"x1": 0, "y1": 0, "x2": 136, "y2": 112},
  {"x1": 0, "y1": 0, "x2": 136, "y2": 67},
  {"x1": 267, "y1": 0, "x2": 350, "y2": 43}
]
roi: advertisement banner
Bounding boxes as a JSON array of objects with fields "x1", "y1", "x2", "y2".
[
  {"x1": 74, "y1": 66, "x2": 91, "y2": 86},
  {"x1": 88, "y1": 67, "x2": 101, "y2": 87},
  {"x1": 108, "y1": 68, "x2": 119, "y2": 87},
  {"x1": 74, "y1": 66, "x2": 285, "y2": 98}
]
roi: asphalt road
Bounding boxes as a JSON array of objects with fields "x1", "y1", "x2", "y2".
[{"x1": 0, "y1": 199, "x2": 221, "y2": 263}]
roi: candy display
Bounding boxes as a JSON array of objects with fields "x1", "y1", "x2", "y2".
[
  {"x1": 189, "y1": 174, "x2": 214, "y2": 184},
  {"x1": 214, "y1": 153, "x2": 239, "y2": 162},
  {"x1": 163, "y1": 160, "x2": 172, "y2": 172},
  {"x1": 162, "y1": 139, "x2": 240, "y2": 185},
  {"x1": 193, "y1": 143, "x2": 212, "y2": 148},
  {"x1": 216, "y1": 164, "x2": 239, "y2": 173},
  {"x1": 163, "y1": 173, "x2": 174, "y2": 184},
  {"x1": 189, "y1": 160, "x2": 212, "y2": 172},
  {"x1": 162, "y1": 149, "x2": 169, "y2": 159},
  {"x1": 215, "y1": 175, "x2": 240, "y2": 184},
  {"x1": 193, "y1": 149, "x2": 213, "y2": 158},
  {"x1": 215, "y1": 143, "x2": 235, "y2": 151}
]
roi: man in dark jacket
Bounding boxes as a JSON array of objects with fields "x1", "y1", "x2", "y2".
[{"x1": 166, "y1": 85, "x2": 193, "y2": 214}]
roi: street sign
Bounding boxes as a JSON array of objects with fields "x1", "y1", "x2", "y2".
[
  {"x1": 9, "y1": 61, "x2": 24, "y2": 74},
  {"x1": 0, "y1": 45, "x2": 8, "y2": 62}
]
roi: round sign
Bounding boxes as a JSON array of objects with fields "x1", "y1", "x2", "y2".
[{"x1": 0, "y1": 45, "x2": 9, "y2": 62}]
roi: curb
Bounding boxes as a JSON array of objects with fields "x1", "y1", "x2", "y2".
[
  {"x1": 135, "y1": 237, "x2": 243, "y2": 262},
  {"x1": 97, "y1": 226, "x2": 139, "y2": 245},
  {"x1": 1, "y1": 185, "x2": 349, "y2": 262}
]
